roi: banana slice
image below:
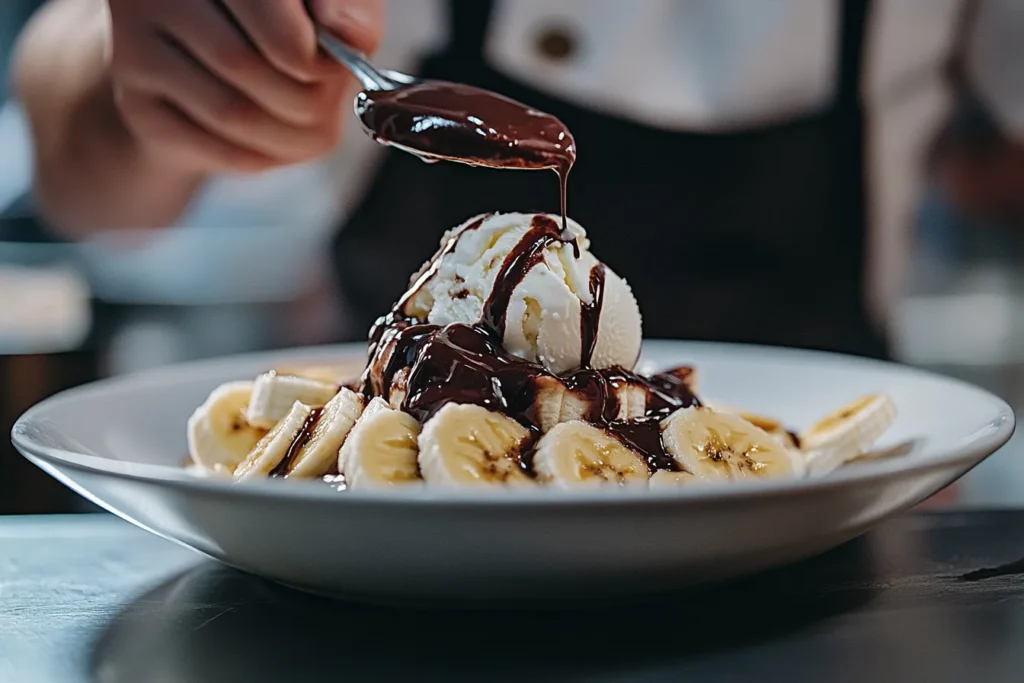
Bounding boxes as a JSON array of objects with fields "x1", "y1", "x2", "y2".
[
  {"x1": 533, "y1": 421, "x2": 650, "y2": 488},
  {"x1": 702, "y1": 401, "x2": 799, "y2": 449},
  {"x1": 648, "y1": 470, "x2": 698, "y2": 489},
  {"x1": 533, "y1": 376, "x2": 568, "y2": 433},
  {"x1": 662, "y1": 406, "x2": 803, "y2": 481},
  {"x1": 533, "y1": 376, "x2": 648, "y2": 432},
  {"x1": 341, "y1": 398, "x2": 421, "y2": 489},
  {"x1": 655, "y1": 366, "x2": 698, "y2": 394},
  {"x1": 800, "y1": 394, "x2": 896, "y2": 476},
  {"x1": 187, "y1": 381, "x2": 267, "y2": 472},
  {"x1": 246, "y1": 372, "x2": 338, "y2": 429},
  {"x1": 418, "y1": 403, "x2": 534, "y2": 486},
  {"x1": 233, "y1": 401, "x2": 311, "y2": 480},
  {"x1": 282, "y1": 388, "x2": 365, "y2": 479},
  {"x1": 615, "y1": 383, "x2": 648, "y2": 421},
  {"x1": 273, "y1": 361, "x2": 365, "y2": 385},
  {"x1": 387, "y1": 368, "x2": 410, "y2": 410},
  {"x1": 741, "y1": 415, "x2": 799, "y2": 450}
]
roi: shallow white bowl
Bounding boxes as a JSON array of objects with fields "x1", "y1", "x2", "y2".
[{"x1": 12, "y1": 341, "x2": 1014, "y2": 605}]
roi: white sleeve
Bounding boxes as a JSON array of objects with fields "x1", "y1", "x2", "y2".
[{"x1": 966, "y1": 0, "x2": 1024, "y2": 138}]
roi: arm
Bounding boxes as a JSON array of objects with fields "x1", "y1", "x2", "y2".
[
  {"x1": 13, "y1": 0, "x2": 382, "y2": 238},
  {"x1": 14, "y1": 0, "x2": 203, "y2": 235}
]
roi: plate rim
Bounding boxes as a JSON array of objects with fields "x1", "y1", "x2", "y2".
[{"x1": 12, "y1": 340, "x2": 1016, "y2": 508}]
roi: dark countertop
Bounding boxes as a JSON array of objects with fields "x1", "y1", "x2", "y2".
[{"x1": 3, "y1": 511, "x2": 1024, "y2": 683}]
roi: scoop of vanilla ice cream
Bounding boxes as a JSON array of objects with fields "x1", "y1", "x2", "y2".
[{"x1": 404, "y1": 213, "x2": 642, "y2": 374}]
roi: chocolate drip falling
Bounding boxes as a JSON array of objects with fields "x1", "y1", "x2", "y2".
[{"x1": 355, "y1": 81, "x2": 576, "y2": 236}]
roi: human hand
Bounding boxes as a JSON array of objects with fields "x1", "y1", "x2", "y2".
[{"x1": 107, "y1": 0, "x2": 382, "y2": 174}]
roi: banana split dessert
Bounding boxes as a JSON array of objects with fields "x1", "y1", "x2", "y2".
[{"x1": 187, "y1": 212, "x2": 897, "y2": 490}]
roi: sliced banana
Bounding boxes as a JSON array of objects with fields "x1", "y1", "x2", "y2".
[
  {"x1": 272, "y1": 361, "x2": 365, "y2": 385},
  {"x1": 662, "y1": 406, "x2": 803, "y2": 481},
  {"x1": 701, "y1": 401, "x2": 798, "y2": 449},
  {"x1": 533, "y1": 376, "x2": 568, "y2": 433},
  {"x1": 418, "y1": 403, "x2": 534, "y2": 486},
  {"x1": 656, "y1": 366, "x2": 698, "y2": 394},
  {"x1": 742, "y1": 415, "x2": 799, "y2": 450},
  {"x1": 533, "y1": 376, "x2": 647, "y2": 432},
  {"x1": 648, "y1": 470, "x2": 698, "y2": 489},
  {"x1": 233, "y1": 401, "x2": 311, "y2": 480},
  {"x1": 533, "y1": 421, "x2": 650, "y2": 488},
  {"x1": 246, "y1": 372, "x2": 338, "y2": 429},
  {"x1": 559, "y1": 389, "x2": 593, "y2": 426},
  {"x1": 615, "y1": 383, "x2": 648, "y2": 421},
  {"x1": 187, "y1": 381, "x2": 267, "y2": 472},
  {"x1": 800, "y1": 394, "x2": 896, "y2": 476},
  {"x1": 387, "y1": 368, "x2": 410, "y2": 411},
  {"x1": 283, "y1": 388, "x2": 365, "y2": 479},
  {"x1": 341, "y1": 398, "x2": 421, "y2": 489}
]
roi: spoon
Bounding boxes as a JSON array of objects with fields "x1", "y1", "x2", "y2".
[
  {"x1": 315, "y1": 26, "x2": 576, "y2": 231},
  {"x1": 315, "y1": 26, "x2": 416, "y2": 91}
]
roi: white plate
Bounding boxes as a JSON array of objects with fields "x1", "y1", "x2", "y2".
[{"x1": 12, "y1": 341, "x2": 1014, "y2": 606}]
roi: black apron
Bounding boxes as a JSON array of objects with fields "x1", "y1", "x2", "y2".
[{"x1": 333, "y1": 0, "x2": 887, "y2": 359}]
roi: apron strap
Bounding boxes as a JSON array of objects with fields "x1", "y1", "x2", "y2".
[
  {"x1": 447, "y1": 0, "x2": 495, "y2": 57},
  {"x1": 836, "y1": 0, "x2": 871, "y2": 107}
]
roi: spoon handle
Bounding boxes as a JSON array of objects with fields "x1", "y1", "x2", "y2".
[{"x1": 315, "y1": 26, "x2": 394, "y2": 91}]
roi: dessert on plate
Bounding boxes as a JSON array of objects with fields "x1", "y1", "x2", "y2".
[{"x1": 187, "y1": 211, "x2": 896, "y2": 490}]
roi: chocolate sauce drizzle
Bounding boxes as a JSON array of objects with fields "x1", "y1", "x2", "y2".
[
  {"x1": 355, "y1": 81, "x2": 577, "y2": 235},
  {"x1": 481, "y1": 215, "x2": 567, "y2": 337},
  {"x1": 579, "y1": 265, "x2": 606, "y2": 367},
  {"x1": 358, "y1": 215, "x2": 699, "y2": 474},
  {"x1": 270, "y1": 406, "x2": 324, "y2": 478}
]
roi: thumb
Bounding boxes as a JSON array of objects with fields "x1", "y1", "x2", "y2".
[{"x1": 309, "y1": 0, "x2": 384, "y2": 55}]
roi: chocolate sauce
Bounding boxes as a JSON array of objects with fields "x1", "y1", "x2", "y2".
[
  {"x1": 270, "y1": 407, "x2": 324, "y2": 478},
  {"x1": 604, "y1": 418, "x2": 680, "y2": 473},
  {"x1": 359, "y1": 203, "x2": 703, "y2": 461},
  {"x1": 646, "y1": 368, "x2": 701, "y2": 416},
  {"x1": 361, "y1": 214, "x2": 492, "y2": 398},
  {"x1": 480, "y1": 215, "x2": 566, "y2": 337},
  {"x1": 355, "y1": 82, "x2": 576, "y2": 234},
  {"x1": 364, "y1": 313, "x2": 700, "y2": 460},
  {"x1": 402, "y1": 323, "x2": 542, "y2": 421},
  {"x1": 579, "y1": 265, "x2": 606, "y2": 367}
]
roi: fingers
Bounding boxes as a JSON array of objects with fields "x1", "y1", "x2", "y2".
[
  {"x1": 159, "y1": 0, "x2": 336, "y2": 127},
  {"x1": 309, "y1": 0, "x2": 385, "y2": 54},
  {"x1": 219, "y1": 0, "x2": 325, "y2": 81},
  {"x1": 105, "y1": 0, "x2": 362, "y2": 176},
  {"x1": 115, "y1": 90, "x2": 277, "y2": 174},
  {"x1": 113, "y1": 34, "x2": 343, "y2": 163}
]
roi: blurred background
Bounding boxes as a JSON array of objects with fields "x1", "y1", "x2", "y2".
[{"x1": 2, "y1": 0, "x2": 1023, "y2": 513}]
